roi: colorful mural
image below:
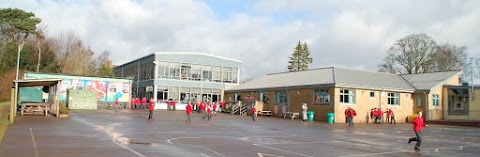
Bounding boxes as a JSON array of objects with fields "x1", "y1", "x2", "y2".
[{"x1": 25, "y1": 73, "x2": 131, "y2": 103}]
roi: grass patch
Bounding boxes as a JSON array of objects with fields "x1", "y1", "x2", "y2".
[{"x1": 0, "y1": 101, "x2": 10, "y2": 146}]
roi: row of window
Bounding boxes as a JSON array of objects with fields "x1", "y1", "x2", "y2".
[
  {"x1": 117, "y1": 62, "x2": 239, "y2": 84},
  {"x1": 264, "y1": 89, "x2": 440, "y2": 106}
]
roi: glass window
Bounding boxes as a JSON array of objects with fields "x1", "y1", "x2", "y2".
[
  {"x1": 388, "y1": 93, "x2": 400, "y2": 105},
  {"x1": 122, "y1": 85, "x2": 129, "y2": 93},
  {"x1": 212, "y1": 66, "x2": 222, "y2": 82},
  {"x1": 314, "y1": 89, "x2": 330, "y2": 104},
  {"x1": 202, "y1": 65, "x2": 212, "y2": 82},
  {"x1": 157, "y1": 62, "x2": 169, "y2": 78},
  {"x1": 432, "y1": 94, "x2": 439, "y2": 106},
  {"x1": 416, "y1": 95, "x2": 422, "y2": 107},
  {"x1": 191, "y1": 64, "x2": 202, "y2": 81},
  {"x1": 370, "y1": 91, "x2": 375, "y2": 98},
  {"x1": 276, "y1": 91, "x2": 287, "y2": 104},
  {"x1": 232, "y1": 68, "x2": 238, "y2": 83},
  {"x1": 222, "y1": 67, "x2": 232, "y2": 83},
  {"x1": 169, "y1": 62, "x2": 180, "y2": 79},
  {"x1": 109, "y1": 84, "x2": 116, "y2": 92},
  {"x1": 339, "y1": 89, "x2": 355, "y2": 103},
  {"x1": 181, "y1": 63, "x2": 191, "y2": 80}
]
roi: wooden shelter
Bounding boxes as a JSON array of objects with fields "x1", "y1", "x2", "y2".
[{"x1": 10, "y1": 79, "x2": 62, "y2": 123}]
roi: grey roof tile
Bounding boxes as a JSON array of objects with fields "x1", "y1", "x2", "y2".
[
  {"x1": 227, "y1": 67, "x2": 460, "y2": 92},
  {"x1": 400, "y1": 71, "x2": 461, "y2": 90}
]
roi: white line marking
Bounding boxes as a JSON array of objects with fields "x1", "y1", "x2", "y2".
[
  {"x1": 253, "y1": 144, "x2": 314, "y2": 157},
  {"x1": 73, "y1": 117, "x2": 146, "y2": 157},
  {"x1": 112, "y1": 136, "x2": 146, "y2": 157},
  {"x1": 201, "y1": 153, "x2": 211, "y2": 157},
  {"x1": 167, "y1": 137, "x2": 203, "y2": 144},
  {"x1": 336, "y1": 150, "x2": 410, "y2": 157},
  {"x1": 30, "y1": 128, "x2": 40, "y2": 157}
]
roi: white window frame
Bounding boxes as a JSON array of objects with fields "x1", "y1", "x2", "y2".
[
  {"x1": 387, "y1": 92, "x2": 400, "y2": 105},
  {"x1": 432, "y1": 94, "x2": 440, "y2": 107},
  {"x1": 339, "y1": 89, "x2": 355, "y2": 104}
]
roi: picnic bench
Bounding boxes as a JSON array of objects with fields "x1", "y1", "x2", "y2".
[
  {"x1": 20, "y1": 103, "x2": 48, "y2": 116},
  {"x1": 283, "y1": 112, "x2": 299, "y2": 119},
  {"x1": 257, "y1": 111, "x2": 272, "y2": 116}
]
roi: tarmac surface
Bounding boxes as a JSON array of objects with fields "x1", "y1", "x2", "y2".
[{"x1": 1, "y1": 109, "x2": 480, "y2": 157}]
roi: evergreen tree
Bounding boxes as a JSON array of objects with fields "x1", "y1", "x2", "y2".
[{"x1": 288, "y1": 41, "x2": 313, "y2": 72}]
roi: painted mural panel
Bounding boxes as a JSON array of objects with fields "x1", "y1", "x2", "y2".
[{"x1": 25, "y1": 75, "x2": 131, "y2": 103}]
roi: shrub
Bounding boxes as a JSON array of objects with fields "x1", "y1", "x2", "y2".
[{"x1": 59, "y1": 103, "x2": 68, "y2": 114}]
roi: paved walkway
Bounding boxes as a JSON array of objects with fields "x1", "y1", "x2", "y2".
[{"x1": 1, "y1": 109, "x2": 480, "y2": 157}]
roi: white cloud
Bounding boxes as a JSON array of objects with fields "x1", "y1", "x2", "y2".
[{"x1": 1, "y1": 0, "x2": 479, "y2": 80}]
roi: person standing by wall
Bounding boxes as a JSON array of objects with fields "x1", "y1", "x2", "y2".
[
  {"x1": 137, "y1": 97, "x2": 141, "y2": 110},
  {"x1": 172, "y1": 99, "x2": 177, "y2": 111},
  {"x1": 302, "y1": 103, "x2": 308, "y2": 121},
  {"x1": 346, "y1": 107, "x2": 356, "y2": 126},
  {"x1": 252, "y1": 103, "x2": 257, "y2": 121},
  {"x1": 186, "y1": 101, "x2": 193, "y2": 122},
  {"x1": 142, "y1": 97, "x2": 147, "y2": 110},
  {"x1": 148, "y1": 98, "x2": 155, "y2": 120},
  {"x1": 389, "y1": 108, "x2": 396, "y2": 124},
  {"x1": 408, "y1": 111, "x2": 428, "y2": 151},
  {"x1": 385, "y1": 108, "x2": 390, "y2": 124},
  {"x1": 344, "y1": 108, "x2": 350, "y2": 123},
  {"x1": 201, "y1": 101, "x2": 207, "y2": 120}
]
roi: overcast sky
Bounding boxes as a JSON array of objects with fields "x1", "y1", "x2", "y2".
[{"x1": 2, "y1": 0, "x2": 480, "y2": 81}]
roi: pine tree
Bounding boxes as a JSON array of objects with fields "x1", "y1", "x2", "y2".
[{"x1": 288, "y1": 41, "x2": 313, "y2": 72}]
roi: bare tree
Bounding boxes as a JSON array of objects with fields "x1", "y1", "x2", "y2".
[
  {"x1": 35, "y1": 25, "x2": 47, "y2": 72},
  {"x1": 429, "y1": 43, "x2": 467, "y2": 72},
  {"x1": 52, "y1": 31, "x2": 95, "y2": 75}
]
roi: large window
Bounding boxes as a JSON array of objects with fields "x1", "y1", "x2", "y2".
[
  {"x1": 169, "y1": 63, "x2": 180, "y2": 79},
  {"x1": 222, "y1": 67, "x2": 232, "y2": 83},
  {"x1": 432, "y1": 94, "x2": 439, "y2": 106},
  {"x1": 202, "y1": 65, "x2": 212, "y2": 81},
  {"x1": 157, "y1": 62, "x2": 169, "y2": 78},
  {"x1": 212, "y1": 66, "x2": 222, "y2": 82},
  {"x1": 232, "y1": 68, "x2": 239, "y2": 83},
  {"x1": 340, "y1": 89, "x2": 355, "y2": 103},
  {"x1": 276, "y1": 91, "x2": 287, "y2": 104},
  {"x1": 314, "y1": 89, "x2": 330, "y2": 104},
  {"x1": 388, "y1": 93, "x2": 400, "y2": 105},
  {"x1": 181, "y1": 63, "x2": 191, "y2": 80},
  {"x1": 191, "y1": 64, "x2": 202, "y2": 81}
]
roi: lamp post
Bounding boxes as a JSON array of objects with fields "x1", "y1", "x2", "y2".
[{"x1": 15, "y1": 35, "x2": 22, "y2": 80}]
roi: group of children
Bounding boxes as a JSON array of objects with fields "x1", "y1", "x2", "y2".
[
  {"x1": 370, "y1": 108, "x2": 396, "y2": 124},
  {"x1": 130, "y1": 97, "x2": 148, "y2": 110},
  {"x1": 185, "y1": 101, "x2": 223, "y2": 122}
]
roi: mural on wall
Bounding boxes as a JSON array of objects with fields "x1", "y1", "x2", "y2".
[
  {"x1": 87, "y1": 80, "x2": 107, "y2": 101},
  {"x1": 25, "y1": 76, "x2": 130, "y2": 102}
]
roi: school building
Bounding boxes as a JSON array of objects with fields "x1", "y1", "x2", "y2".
[
  {"x1": 113, "y1": 52, "x2": 241, "y2": 110},
  {"x1": 225, "y1": 67, "x2": 469, "y2": 123}
]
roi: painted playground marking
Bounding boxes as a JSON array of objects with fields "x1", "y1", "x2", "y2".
[
  {"x1": 29, "y1": 128, "x2": 40, "y2": 157},
  {"x1": 252, "y1": 144, "x2": 314, "y2": 157},
  {"x1": 73, "y1": 117, "x2": 146, "y2": 157},
  {"x1": 167, "y1": 137, "x2": 203, "y2": 144}
]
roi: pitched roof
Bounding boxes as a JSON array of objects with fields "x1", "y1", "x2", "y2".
[
  {"x1": 334, "y1": 68, "x2": 414, "y2": 92},
  {"x1": 227, "y1": 67, "x2": 461, "y2": 93},
  {"x1": 227, "y1": 67, "x2": 334, "y2": 91},
  {"x1": 400, "y1": 71, "x2": 461, "y2": 91}
]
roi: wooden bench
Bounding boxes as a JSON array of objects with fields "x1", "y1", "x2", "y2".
[
  {"x1": 20, "y1": 103, "x2": 48, "y2": 116},
  {"x1": 257, "y1": 111, "x2": 272, "y2": 116},
  {"x1": 283, "y1": 112, "x2": 299, "y2": 119}
]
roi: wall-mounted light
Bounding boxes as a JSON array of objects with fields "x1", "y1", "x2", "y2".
[{"x1": 297, "y1": 91, "x2": 301, "y2": 94}]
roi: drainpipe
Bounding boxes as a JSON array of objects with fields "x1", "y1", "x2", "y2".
[{"x1": 425, "y1": 92, "x2": 430, "y2": 121}]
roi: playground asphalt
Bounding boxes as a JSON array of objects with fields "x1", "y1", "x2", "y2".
[{"x1": 1, "y1": 109, "x2": 480, "y2": 157}]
